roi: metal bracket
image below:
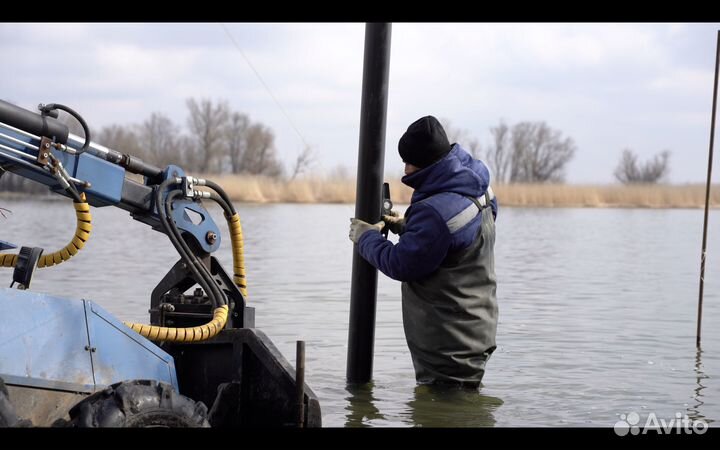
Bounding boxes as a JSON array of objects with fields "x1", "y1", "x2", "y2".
[
  {"x1": 149, "y1": 257, "x2": 252, "y2": 330},
  {"x1": 37, "y1": 137, "x2": 53, "y2": 166}
]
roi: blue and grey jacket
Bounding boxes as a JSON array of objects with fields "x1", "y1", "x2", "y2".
[
  {"x1": 359, "y1": 144, "x2": 499, "y2": 384},
  {"x1": 358, "y1": 144, "x2": 497, "y2": 281}
]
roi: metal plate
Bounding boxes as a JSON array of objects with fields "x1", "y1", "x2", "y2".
[
  {"x1": 86, "y1": 301, "x2": 178, "y2": 390},
  {"x1": 0, "y1": 288, "x2": 94, "y2": 392},
  {"x1": 0, "y1": 288, "x2": 177, "y2": 394}
]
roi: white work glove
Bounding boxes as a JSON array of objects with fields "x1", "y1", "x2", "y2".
[
  {"x1": 349, "y1": 218, "x2": 385, "y2": 244},
  {"x1": 382, "y1": 210, "x2": 406, "y2": 235}
]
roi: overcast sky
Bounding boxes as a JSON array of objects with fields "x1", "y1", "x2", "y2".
[{"x1": 2, "y1": 22, "x2": 719, "y2": 183}]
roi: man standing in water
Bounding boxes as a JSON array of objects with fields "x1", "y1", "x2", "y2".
[{"x1": 349, "y1": 115, "x2": 498, "y2": 388}]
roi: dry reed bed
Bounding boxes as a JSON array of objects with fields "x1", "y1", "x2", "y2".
[{"x1": 201, "y1": 175, "x2": 720, "y2": 209}]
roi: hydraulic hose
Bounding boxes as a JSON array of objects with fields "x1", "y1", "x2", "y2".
[
  {"x1": 152, "y1": 181, "x2": 220, "y2": 309},
  {"x1": 124, "y1": 305, "x2": 228, "y2": 342},
  {"x1": 38, "y1": 103, "x2": 91, "y2": 154},
  {"x1": 123, "y1": 182, "x2": 228, "y2": 342},
  {"x1": 226, "y1": 212, "x2": 248, "y2": 298},
  {"x1": 204, "y1": 186, "x2": 248, "y2": 299},
  {"x1": 204, "y1": 179, "x2": 236, "y2": 215},
  {"x1": 0, "y1": 194, "x2": 91, "y2": 268},
  {"x1": 164, "y1": 189, "x2": 226, "y2": 307}
]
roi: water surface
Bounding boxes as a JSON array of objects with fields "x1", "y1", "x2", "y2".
[{"x1": 1, "y1": 199, "x2": 718, "y2": 427}]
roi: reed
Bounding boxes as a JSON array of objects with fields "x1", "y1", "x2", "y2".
[
  {"x1": 494, "y1": 183, "x2": 720, "y2": 208},
  {"x1": 197, "y1": 175, "x2": 720, "y2": 209},
  {"x1": 202, "y1": 174, "x2": 412, "y2": 204}
]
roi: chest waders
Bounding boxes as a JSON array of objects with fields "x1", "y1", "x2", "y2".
[{"x1": 401, "y1": 191, "x2": 498, "y2": 386}]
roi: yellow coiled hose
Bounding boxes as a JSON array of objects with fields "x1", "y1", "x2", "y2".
[
  {"x1": 227, "y1": 212, "x2": 248, "y2": 298},
  {"x1": 124, "y1": 305, "x2": 228, "y2": 343},
  {"x1": 0, "y1": 194, "x2": 91, "y2": 268},
  {"x1": 0, "y1": 188, "x2": 244, "y2": 343},
  {"x1": 124, "y1": 207, "x2": 246, "y2": 342}
]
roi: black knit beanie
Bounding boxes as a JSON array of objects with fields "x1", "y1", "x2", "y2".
[{"x1": 398, "y1": 115, "x2": 451, "y2": 168}]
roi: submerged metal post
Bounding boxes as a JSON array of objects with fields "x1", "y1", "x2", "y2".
[
  {"x1": 347, "y1": 23, "x2": 392, "y2": 384},
  {"x1": 296, "y1": 340, "x2": 305, "y2": 427},
  {"x1": 697, "y1": 30, "x2": 720, "y2": 349}
]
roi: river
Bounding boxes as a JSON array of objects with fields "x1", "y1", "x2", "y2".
[{"x1": 1, "y1": 198, "x2": 718, "y2": 427}]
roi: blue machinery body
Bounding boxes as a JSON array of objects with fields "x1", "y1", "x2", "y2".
[
  {"x1": 0, "y1": 100, "x2": 321, "y2": 427},
  {"x1": 0, "y1": 288, "x2": 177, "y2": 393},
  {"x1": 0, "y1": 289, "x2": 178, "y2": 424}
]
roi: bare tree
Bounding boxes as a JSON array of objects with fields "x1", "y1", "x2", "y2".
[
  {"x1": 289, "y1": 146, "x2": 316, "y2": 180},
  {"x1": 408, "y1": 118, "x2": 574, "y2": 183},
  {"x1": 486, "y1": 121, "x2": 511, "y2": 184},
  {"x1": 226, "y1": 112, "x2": 250, "y2": 174},
  {"x1": 465, "y1": 138, "x2": 482, "y2": 159},
  {"x1": 614, "y1": 148, "x2": 671, "y2": 184},
  {"x1": 614, "y1": 149, "x2": 640, "y2": 184},
  {"x1": 439, "y1": 118, "x2": 482, "y2": 158},
  {"x1": 241, "y1": 123, "x2": 284, "y2": 177},
  {"x1": 95, "y1": 124, "x2": 143, "y2": 157},
  {"x1": 186, "y1": 98, "x2": 230, "y2": 173},
  {"x1": 174, "y1": 135, "x2": 198, "y2": 170},
  {"x1": 643, "y1": 150, "x2": 671, "y2": 182},
  {"x1": 508, "y1": 122, "x2": 533, "y2": 182},
  {"x1": 439, "y1": 118, "x2": 463, "y2": 144},
  {"x1": 509, "y1": 121, "x2": 576, "y2": 183},
  {"x1": 138, "y1": 113, "x2": 179, "y2": 167}
]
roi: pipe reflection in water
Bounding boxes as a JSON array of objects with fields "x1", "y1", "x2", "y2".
[
  {"x1": 687, "y1": 348, "x2": 712, "y2": 424},
  {"x1": 344, "y1": 382, "x2": 503, "y2": 427},
  {"x1": 344, "y1": 382, "x2": 386, "y2": 427}
]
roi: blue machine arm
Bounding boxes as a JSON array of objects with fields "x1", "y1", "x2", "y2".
[{"x1": 0, "y1": 99, "x2": 220, "y2": 254}]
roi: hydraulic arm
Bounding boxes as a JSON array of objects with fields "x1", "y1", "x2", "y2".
[{"x1": 0, "y1": 100, "x2": 252, "y2": 340}]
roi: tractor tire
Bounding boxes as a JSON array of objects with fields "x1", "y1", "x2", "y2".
[
  {"x1": 0, "y1": 377, "x2": 18, "y2": 427},
  {"x1": 0, "y1": 377, "x2": 31, "y2": 427},
  {"x1": 69, "y1": 380, "x2": 210, "y2": 428}
]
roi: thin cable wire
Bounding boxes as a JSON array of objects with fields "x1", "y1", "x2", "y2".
[{"x1": 219, "y1": 23, "x2": 311, "y2": 151}]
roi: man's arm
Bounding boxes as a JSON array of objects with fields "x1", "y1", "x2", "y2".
[{"x1": 357, "y1": 203, "x2": 451, "y2": 282}]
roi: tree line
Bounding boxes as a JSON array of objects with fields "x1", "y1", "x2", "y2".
[
  {"x1": 91, "y1": 98, "x2": 291, "y2": 177},
  {"x1": 0, "y1": 97, "x2": 672, "y2": 195},
  {"x1": 1, "y1": 97, "x2": 315, "y2": 193},
  {"x1": 442, "y1": 119, "x2": 670, "y2": 184}
]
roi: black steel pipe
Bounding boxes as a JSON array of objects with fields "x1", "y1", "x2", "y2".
[
  {"x1": 346, "y1": 23, "x2": 392, "y2": 384},
  {"x1": 697, "y1": 30, "x2": 720, "y2": 348},
  {"x1": 0, "y1": 99, "x2": 69, "y2": 144}
]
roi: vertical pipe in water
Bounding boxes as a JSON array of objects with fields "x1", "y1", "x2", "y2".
[{"x1": 346, "y1": 23, "x2": 392, "y2": 384}]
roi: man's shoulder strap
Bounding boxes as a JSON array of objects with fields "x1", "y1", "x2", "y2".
[{"x1": 408, "y1": 188, "x2": 494, "y2": 234}]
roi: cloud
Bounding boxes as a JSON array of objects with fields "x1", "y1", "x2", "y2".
[{"x1": 2, "y1": 22, "x2": 718, "y2": 183}]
